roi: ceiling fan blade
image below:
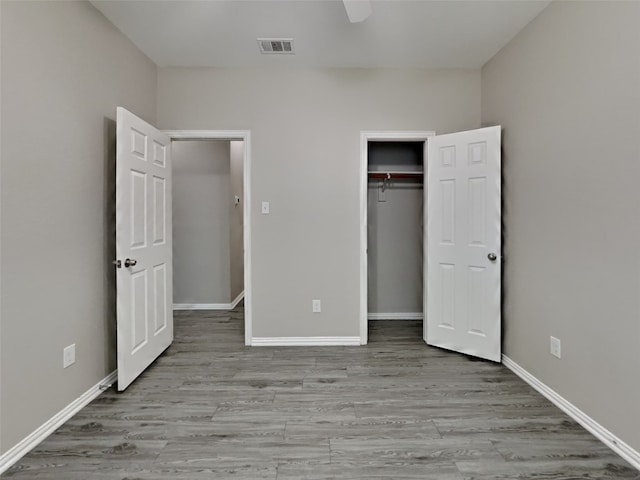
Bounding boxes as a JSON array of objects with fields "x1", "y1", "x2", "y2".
[{"x1": 343, "y1": 0, "x2": 372, "y2": 23}]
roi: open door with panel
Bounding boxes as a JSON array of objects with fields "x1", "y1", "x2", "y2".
[
  {"x1": 116, "y1": 107, "x2": 174, "y2": 390},
  {"x1": 425, "y1": 126, "x2": 501, "y2": 362}
]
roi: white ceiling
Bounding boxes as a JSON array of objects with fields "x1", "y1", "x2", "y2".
[{"x1": 91, "y1": 0, "x2": 550, "y2": 69}]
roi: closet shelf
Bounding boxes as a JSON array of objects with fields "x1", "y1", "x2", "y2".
[{"x1": 367, "y1": 171, "x2": 423, "y2": 179}]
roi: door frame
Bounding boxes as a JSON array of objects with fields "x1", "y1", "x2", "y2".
[
  {"x1": 359, "y1": 131, "x2": 435, "y2": 345},
  {"x1": 163, "y1": 130, "x2": 253, "y2": 345}
]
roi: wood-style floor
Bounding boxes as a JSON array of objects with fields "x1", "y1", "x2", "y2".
[{"x1": 5, "y1": 305, "x2": 639, "y2": 479}]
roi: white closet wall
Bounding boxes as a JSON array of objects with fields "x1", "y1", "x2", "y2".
[{"x1": 367, "y1": 142, "x2": 424, "y2": 317}]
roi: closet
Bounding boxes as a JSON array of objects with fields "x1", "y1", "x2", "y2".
[
  {"x1": 367, "y1": 142, "x2": 424, "y2": 323},
  {"x1": 361, "y1": 126, "x2": 502, "y2": 362}
]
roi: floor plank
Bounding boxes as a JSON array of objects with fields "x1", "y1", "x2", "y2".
[{"x1": 4, "y1": 308, "x2": 638, "y2": 479}]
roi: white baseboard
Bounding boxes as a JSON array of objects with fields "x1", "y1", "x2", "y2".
[
  {"x1": 251, "y1": 336, "x2": 361, "y2": 346},
  {"x1": 173, "y1": 303, "x2": 227, "y2": 310},
  {"x1": 230, "y1": 290, "x2": 245, "y2": 309},
  {"x1": 173, "y1": 291, "x2": 244, "y2": 311},
  {"x1": 368, "y1": 312, "x2": 423, "y2": 320},
  {"x1": 0, "y1": 370, "x2": 117, "y2": 475},
  {"x1": 502, "y1": 355, "x2": 640, "y2": 471}
]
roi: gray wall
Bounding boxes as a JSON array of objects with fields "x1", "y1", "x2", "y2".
[
  {"x1": 0, "y1": 1, "x2": 157, "y2": 454},
  {"x1": 172, "y1": 140, "x2": 231, "y2": 304},
  {"x1": 158, "y1": 67, "x2": 481, "y2": 336},
  {"x1": 368, "y1": 142, "x2": 423, "y2": 315},
  {"x1": 482, "y1": 1, "x2": 640, "y2": 451},
  {"x1": 230, "y1": 141, "x2": 245, "y2": 301}
]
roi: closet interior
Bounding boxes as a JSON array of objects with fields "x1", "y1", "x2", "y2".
[{"x1": 367, "y1": 141, "x2": 425, "y2": 328}]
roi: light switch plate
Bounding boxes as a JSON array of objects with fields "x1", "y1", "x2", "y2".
[
  {"x1": 312, "y1": 299, "x2": 321, "y2": 313},
  {"x1": 261, "y1": 201, "x2": 270, "y2": 214}
]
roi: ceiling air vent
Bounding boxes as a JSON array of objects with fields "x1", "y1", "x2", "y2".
[{"x1": 258, "y1": 38, "x2": 294, "y2": 55}]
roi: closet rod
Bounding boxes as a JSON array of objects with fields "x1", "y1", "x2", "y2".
[{"x1": 367, "y1": 171, "x2": 423, "y2": 179}]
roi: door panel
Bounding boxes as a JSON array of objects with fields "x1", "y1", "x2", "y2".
[
  {"x1": 426, "y1": 126, "x2": 501, "y2": 362},
  {"x1": 116, "y1": 107, "x2": 173, "y2": 390},
  {"x1": 153, "y1": 176, "x2": 167, "y2": 245}
]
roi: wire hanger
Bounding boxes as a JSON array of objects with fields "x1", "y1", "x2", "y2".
[{"x1": 382, "y1": 173, "x2": 391, "y2": 192}]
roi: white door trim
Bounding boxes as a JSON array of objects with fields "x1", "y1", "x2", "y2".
[
  {"x1": 163, "y1": 130, "x2": 253, "y2": 346},
  {"x1": 359, "y1": 131, "x2": 435, "y2": 345}
]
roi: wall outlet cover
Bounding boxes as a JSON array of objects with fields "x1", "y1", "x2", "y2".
[
  {"x1": 550, "y1": 336, "x2": 561, "y2": 359},
  {"x1": 63, "y1": 344, "x2": 76, "y2": 368},
  {"x1": 312, "y1": 299, "x2": 321, "y2": 313}
]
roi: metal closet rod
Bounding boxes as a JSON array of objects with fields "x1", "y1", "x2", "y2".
[
  {"x1": 368, "y1": 171, "x2": 424, "y2": 192},
  {"x1": 367, "y1": 171, "x2": 423, "y2": 179}
]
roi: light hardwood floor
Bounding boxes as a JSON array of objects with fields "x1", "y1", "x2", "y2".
[{"x1": 4, "y1": 305, "x2": 639, "y2": 479}]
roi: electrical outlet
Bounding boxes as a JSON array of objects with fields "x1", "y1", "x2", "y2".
[
  {"x1": 63, "y1": 344, "x2": 76, "y2": 368},
  {"x1": 550, "y1": 336, "x2": 561, "y2": 359},
  {"x1": 312, "y1": 299, "x2": 321, "y2": 313}
]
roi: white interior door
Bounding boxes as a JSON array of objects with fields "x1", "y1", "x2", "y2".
[
  {"x1": 116, "y1": 107, "x2": 173, "y2": 390},
  {"x1": 425, "y1": 126, "x2": 501, "y2": 362}
]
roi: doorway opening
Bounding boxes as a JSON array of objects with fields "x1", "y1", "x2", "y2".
[
  {"x1": 171, "y1": 139, "x2": 244, "y2": 307},
  {"x1": 360, "y1": 131, "x2": 435, "y2": 345},
  {"x1": 367, "y1": 141, "x2": 425, "y2": 342},
  {"x1": 164, "y1": 130, "x2": 252, "y2": 345}
]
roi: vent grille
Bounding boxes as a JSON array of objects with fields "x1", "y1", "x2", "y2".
[{"x1": 258, "y1": 38, "x2": 294, "y2": 55}]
